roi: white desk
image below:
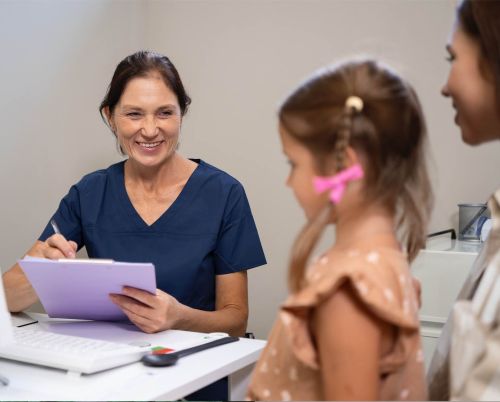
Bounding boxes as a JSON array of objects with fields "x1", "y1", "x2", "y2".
[{"x1": 0, "y1": 313, "x2": 266, "y2": 401}]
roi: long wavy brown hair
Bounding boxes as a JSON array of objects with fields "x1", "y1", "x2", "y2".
[
  {"x1": 279, "y1": 60, "x2": 433, "y2": 293},
  {"x1": 458, "y1": 0, "x2": 500, "y2": 110}
]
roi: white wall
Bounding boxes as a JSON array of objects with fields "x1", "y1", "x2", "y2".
[
  {"x1": 144, "y1": 0, "x2": 500, "y2": 337},
  {"x1": 0, "y1": 0, "x2": 145, "y2": 264},
  {"x1": 2, "y1": 0, "x2": 500, "y2": 339}
]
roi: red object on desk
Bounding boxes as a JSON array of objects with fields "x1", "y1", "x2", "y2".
[{"x1": 152, "y1": 346, "x2": 174, "y2": 355}]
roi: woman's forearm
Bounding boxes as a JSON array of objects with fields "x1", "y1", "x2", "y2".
[
  {"x1": 173, "y1": 302, "x2": 248, "y2": 337},
  {"x1": 3, "y1": 241, "x2": 45, "y2": 312},
  {"x1": 2, "y1": 263, "x2": 38, "y2": 312}
]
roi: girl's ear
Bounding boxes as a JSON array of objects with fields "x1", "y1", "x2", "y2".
[
  {"x1": 344, "y1": 146, "x2": 361, "y2": 167},
  {"x1": 324, "y1": 146, "x2": 363, "y2": 174}
]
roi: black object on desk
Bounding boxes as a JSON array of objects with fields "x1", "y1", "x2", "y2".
[
  {"x1": 141, "y1": 336, "x2": 240, "y2": 367},
  {"x1": 427, "y1": 228, "x2": 457, "y2": 240}
]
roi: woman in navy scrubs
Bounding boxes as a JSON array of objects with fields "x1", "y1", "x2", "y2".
[{"x1": 4, "y1": 51, "x2": 266, "y2": 338}]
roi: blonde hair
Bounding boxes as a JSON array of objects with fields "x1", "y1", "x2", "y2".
[{"x1": 279, "y1": 60, "x2": 433, "y2": 292}]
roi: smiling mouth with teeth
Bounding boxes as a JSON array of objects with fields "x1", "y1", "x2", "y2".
[{"x1": 137, "y1": 141, "x2": 163, "y2": 148}]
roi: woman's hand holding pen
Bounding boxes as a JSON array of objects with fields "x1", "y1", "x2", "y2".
[
  {"x1": 28, "y1": 220, "x2": 77, "y2": 260},
  {"x1": 26, "y1": 234, "x2": 77, "y2": 260},
  {"x1": 38, "y1": 219, "x2": 77, "y2": 259},
  {"x1": 109, "y1": 287, "x2": 181, "y2": 333},
  {"x1": 40, "y1": 234, "x2": 77, "y2": 259}
]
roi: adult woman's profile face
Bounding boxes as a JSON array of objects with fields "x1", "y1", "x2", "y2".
[
  {"x1": 109, "y1": 72, "x2": 182, "y2": 167},
  {"x1": 442, "y1": 24, "x2": 500, "y2": 145}
]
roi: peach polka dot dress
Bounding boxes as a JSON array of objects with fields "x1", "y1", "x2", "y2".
[{"x1": 247, "y1": 246, "x2": 427, "y2": 401}]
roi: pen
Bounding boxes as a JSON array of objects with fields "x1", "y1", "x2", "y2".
[
  {"x1": 50, "y1": 219, "x2": 61, "y2": 235},
  {"x1": 17, "y1": 320, "x2": 39, "y2": 328},
  {"x1": 50, "y1": 218, "x2": 75, "y2": 258}
]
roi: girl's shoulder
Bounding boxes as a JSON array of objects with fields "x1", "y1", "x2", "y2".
[
  {"x1": 280, "y1": 245, "x2": 421, "y2": 369},
  {"x1": 313, "y1": 244, "x2": 408, "y2": 271},
  {"x1": 305, "y1": 245, "x2": 411, "y2": 294},
  {"x1": 283, "y1": 244, "x2": 420, "y2": 331}
]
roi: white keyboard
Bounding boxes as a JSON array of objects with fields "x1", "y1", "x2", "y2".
[
  {"x1": 14, "y1": 328, "x2": 133, "y2": 355},
  {"x1": 0, "y1": 328, "x2": 147, "y2": 374}
]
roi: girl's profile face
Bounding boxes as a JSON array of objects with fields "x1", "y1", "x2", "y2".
[
  {"x1": 279, "y1": 124, "x2": 328, "y2": 220},
  {"x1": 442, "y1": 24, "x2": 500, "y2": 145},
  {"x1": 109, "y1": 73, "x2": 182, "y2": 167}
]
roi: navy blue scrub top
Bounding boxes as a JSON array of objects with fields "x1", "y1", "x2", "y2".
[{"x1": 39, "y1": 159, "x2": 266, "y2": 312}]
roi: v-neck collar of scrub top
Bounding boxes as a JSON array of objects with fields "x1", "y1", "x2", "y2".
[{"x1": 115, "y1": 158, "x2": 203, "y2": 230}]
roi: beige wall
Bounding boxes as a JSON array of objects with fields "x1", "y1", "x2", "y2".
[
  {"x1": 1, "y1": 0, "x2": 499, "y2": 339},
  {"x1": 0, "y1": 1, "x2": 145, "y2": 257}
]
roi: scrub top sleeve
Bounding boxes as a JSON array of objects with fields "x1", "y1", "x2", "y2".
[
  {"x1": 214, "y1": 183, "x2": 266, "y2": 275},
  {"x1": 38, "y1": 185, "x2": 84, "y2": 249}
]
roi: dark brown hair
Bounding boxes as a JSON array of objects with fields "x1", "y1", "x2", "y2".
[
  {"x1": 99, "y1": 51, "x2": 191, "y2": 154},
  {"x1": 99, "y1": 50, "x2": 191, "y2": 121},
  {"x1": 279, "y1": 60, "x2": 433, "y2": 292},
  {"x1": 458, "y1": 0, "x2": 500, "y2": 108}
]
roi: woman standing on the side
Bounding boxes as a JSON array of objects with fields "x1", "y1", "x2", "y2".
[{"x1": 428, "y1": 1, "x2": 500, "y2": 399}]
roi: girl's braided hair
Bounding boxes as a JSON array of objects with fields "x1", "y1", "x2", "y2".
[{"x1": 279, "y1": 60, "x2": 433, "y2": 292}]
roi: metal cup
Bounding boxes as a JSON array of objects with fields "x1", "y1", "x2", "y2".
[{"x1": 458, "y1": 203, "x2": 490, "y2": 241}]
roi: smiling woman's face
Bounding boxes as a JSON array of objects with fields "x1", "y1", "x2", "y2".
[
  {"x1": 108, "y1": 73, "x2": 182, "y2": 168},
  {"x1": 442, "y1": 24, "x2": 500, "y2": 145}
]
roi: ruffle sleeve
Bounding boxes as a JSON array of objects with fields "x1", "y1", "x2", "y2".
[{"x1": 280, "y1": 249, "x2": 420, "y2": 370}]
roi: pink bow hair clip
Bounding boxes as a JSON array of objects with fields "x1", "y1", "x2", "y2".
[{"x1": 313, "y1": 163, "x2": 364, "y2": 204}]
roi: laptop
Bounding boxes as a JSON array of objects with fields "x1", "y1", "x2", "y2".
[{"x1": 0, "y1": 274, "x2": 148, "y2": 374}]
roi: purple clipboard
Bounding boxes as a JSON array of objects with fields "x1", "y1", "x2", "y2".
[{"x1": 18, "y1": 257, "x2": 156, "y2": 321}]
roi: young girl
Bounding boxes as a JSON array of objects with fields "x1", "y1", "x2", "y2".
[{"x1": 247, "y1": 60, "x2": 432, "y2": 400}]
